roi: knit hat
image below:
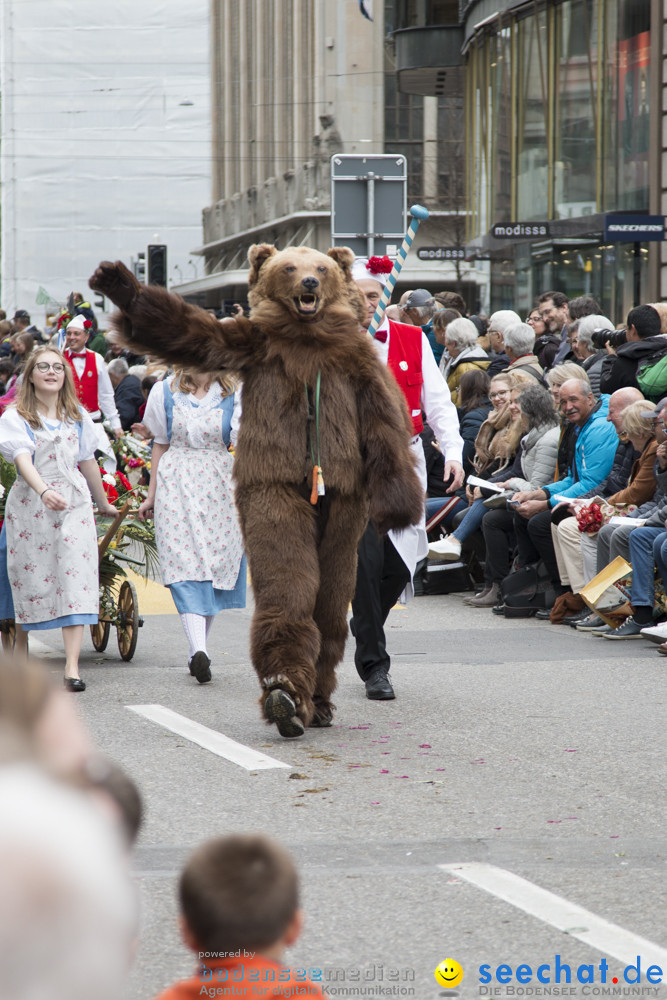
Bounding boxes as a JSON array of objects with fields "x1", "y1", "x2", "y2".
[{"x1": 351, "y1": 255, "x2": 393, "y2": 286}]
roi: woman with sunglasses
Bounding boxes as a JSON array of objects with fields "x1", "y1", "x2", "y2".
[{"x1": 0, "y1": 346, "x2": 117, "y2": 691}]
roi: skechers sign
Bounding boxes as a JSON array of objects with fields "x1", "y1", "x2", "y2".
[
  {"x1": 491, "y1": 222, "x2": 550, "y2": 239},
  {"x1": 604, "y1": 214, "x2": 665, "y2": 241}
]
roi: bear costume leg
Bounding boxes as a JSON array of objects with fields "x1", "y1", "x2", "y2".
[
  {"x1": 239, "y1": 485, "x2": 323, "y2": 735},
  {"x1": 238, "y1": 484, "x2": 367, "y2": 736},
  {"x1": 309, "y1": 493, "x2": 367, "y2": 726}
]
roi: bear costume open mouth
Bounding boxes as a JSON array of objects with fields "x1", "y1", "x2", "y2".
[{"x1": 294, "y1": 294, "x2": 319, "y2": 315}]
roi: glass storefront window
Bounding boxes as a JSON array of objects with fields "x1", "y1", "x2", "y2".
[
  {"x1": 516, "y1": 9, "x2": 549, "y2": 221},
  {"x1": 490, "y1": 27, "x2": 512, "y2": 225},
  {"x1": 554, "y1": 0, "x2": 598, "y2": 219},
  {"x1": 615, "y1": 0, "x2": 650, "y2": 210}
]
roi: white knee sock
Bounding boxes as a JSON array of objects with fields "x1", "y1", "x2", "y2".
[
  {"x1": 205, "y1": 615, "x2": 215, "y2": 636},
  {"x1": 180, "y1": 613, "x2": 207, "y2": 660}
]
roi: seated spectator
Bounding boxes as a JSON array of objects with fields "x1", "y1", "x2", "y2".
[
  {"x1": 504, "y1": 322, "x2": 544, "y2": 382},
  {"x1": 0, "y1": 359, "x2": 14, "y2": 397},
  {"x1": 466, "y1": 382, "x2": 560, "y2": 606},
  {"x1": 427, "y1": 372, "x2": 528, "y2": 561},
  {"x1": 0, "y1": 321, "x2": 13, "y2": 357},
  {"x1": 399, "y1": 288, "x2": 440, "y2": 364},
  {"x1": 507, "y1": 378, "x2": 619, "y2": 604},
  {"x1": 156, "y1": 834, "x2": 324, "y2": 999},
  {"x1": 582, "y1": 397, "x2": 667, "y2": 636},
  {"x1": 440, "y1": 317, "x2": 490, "y2": 405},
  {"x1": 550, "y1": 396, "x2": 658, "y2": 620},
  {"x1": 486, "y1": 310, "x2": 522, "y2": 377},
  {"x1": 434, "y1": 290, "x2": 466, "y2": 313},
  {"x1": 469, "y1": 314, "x2": 490, "y2": 352},
  {"x1": 649, "y1": 301, "x2": 667, "y2": 335},
  {"x1": 107, "y1": 358, "x2": 145, "y2": 431},
  {"x1": 458, "y1": 369, "x2": 492, "y2": 475},
  {"x1": 527, "y1": 307, "x2": 560, "y2": 371},
  {"x1": 599, "y1": 304, "x2": 665, "y2": 394},
  {"x1": 433, "y1": 308, "x2": 461, "y2": 376},
  {"x1": 574, "y1": 315, "x2": 613, "y2": 395}
]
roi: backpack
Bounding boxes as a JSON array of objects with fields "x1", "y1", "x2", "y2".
[
  {"x1": 500, "y1": 562, "x2": 556, "y2": 618},
  {"x1": 636, "y1": 349, "x2": 667, "y2": 402}
]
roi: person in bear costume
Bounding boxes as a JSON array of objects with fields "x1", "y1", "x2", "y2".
[{"x1": 89, "y1": 246, "x2": 423, "y2": 738}]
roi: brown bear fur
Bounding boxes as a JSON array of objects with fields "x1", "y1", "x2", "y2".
[{"x1": 90, "y1": 245, "x2": 423, "y2": 731}]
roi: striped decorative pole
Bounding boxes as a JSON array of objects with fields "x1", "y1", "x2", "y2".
[{"x1": 367, "y1": 203, "x2": 430, "y2": 337}]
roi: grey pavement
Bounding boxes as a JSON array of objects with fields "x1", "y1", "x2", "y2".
[{"x1": 34, "y1": 590, "x2": 667, "y2": 1000}]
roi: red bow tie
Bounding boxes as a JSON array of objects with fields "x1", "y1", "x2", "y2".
[
  {"x1": 69, "y1": 351, "x2": 87, "y2": 358},
  {"x1": 374, "y1": 330, "x2": 388, "y2": 343}
]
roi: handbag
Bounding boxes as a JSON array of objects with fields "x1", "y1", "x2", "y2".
[{"x1": 500, "y1": 562, "x2": 556, "y2": 618}]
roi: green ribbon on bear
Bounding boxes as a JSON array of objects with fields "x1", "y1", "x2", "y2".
[{"x1": 305, "y1": 370, "x2": 324, "y2": 504}]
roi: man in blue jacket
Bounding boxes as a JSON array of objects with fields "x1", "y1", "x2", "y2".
[{"x1": 508, "y1": 378, "x2": 619, "y2": 597}]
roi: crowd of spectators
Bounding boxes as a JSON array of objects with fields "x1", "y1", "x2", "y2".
[{"x1": 399, "y1": 288, "x2": 667, "y2": 650}]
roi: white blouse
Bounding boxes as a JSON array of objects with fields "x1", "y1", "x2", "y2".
[
  {"x1": 0, "y1": 406, "x2": 98, "y2": 463},
  {"x1": 143, "y1": 377, "x2": 241, "y2": 446}
]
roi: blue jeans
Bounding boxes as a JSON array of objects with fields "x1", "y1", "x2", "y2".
[
  {"x1": 451, "y1": 497, "x2": 487, "y2": 543},
  {"x1": 627, "y1": 527, "x2": 667, "y2": 607},
  {"x1": 425, "y1": 496, "x2": 467, "y2": 532}
]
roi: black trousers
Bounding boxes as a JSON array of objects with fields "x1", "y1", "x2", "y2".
[
  {"x1": 481, "y1": 507, "x2": 516, "y2": 585},
  {"x1": 513, "y1": 508, "x2": 562, "y2": 587},
  {"x1": 350, "y1": 521, "x2": 411, "y2": 681}
]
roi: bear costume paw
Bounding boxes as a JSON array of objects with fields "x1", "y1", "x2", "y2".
[{"x1": 262, "y1": 675, "x2": 306, "y2": 739}]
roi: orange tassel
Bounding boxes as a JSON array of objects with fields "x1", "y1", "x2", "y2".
[{"x1": 310, "y1": 465, "x2": 318, "y2": 504}]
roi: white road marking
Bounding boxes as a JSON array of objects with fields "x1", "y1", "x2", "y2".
[
  {"x1": 440, "y1": 862, "x2": 667, "y2": 969},
  {"x1": 127, "y1": 704, "x2": 290, "y2": 771}
]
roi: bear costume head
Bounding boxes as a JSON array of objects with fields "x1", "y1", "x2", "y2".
[{"x1": 247, "y1": 244, "x2": 366, "y2": 336}]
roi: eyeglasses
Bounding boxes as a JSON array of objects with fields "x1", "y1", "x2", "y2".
[
  {"x1": 489, "y1": 390, "x2": 509, "y2": 399},
  {"x1": 35, "y1": 362, "x2": 65, "y2": 374}
]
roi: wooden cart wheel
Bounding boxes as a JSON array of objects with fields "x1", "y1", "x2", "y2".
[
  {"x1": 90, "y1": 620, "x2": 111, "y2": 652},
  {"x1": 116, "y1": 579, "x2": 139, "y2": 661}
]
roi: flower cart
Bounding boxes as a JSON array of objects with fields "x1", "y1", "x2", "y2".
[{"x1": 92, "y1": 466, "x2": 158, "y2": 661}]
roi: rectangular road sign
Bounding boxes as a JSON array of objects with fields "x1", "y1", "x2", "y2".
[{"x1": 331, "y1": 154, "x2": 407, "y2": 257}]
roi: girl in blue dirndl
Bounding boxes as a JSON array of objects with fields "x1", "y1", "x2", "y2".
[{"x1": 138, "y1": 367, "x2": 245, "y2": 683}]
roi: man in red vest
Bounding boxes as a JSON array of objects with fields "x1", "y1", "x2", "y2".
[
  {"x1": 63, "y1": 315, "x2": 123, "y2": 440},
  {"x1": 350, "y1": 257, "x2": 464, "y2": 699}
]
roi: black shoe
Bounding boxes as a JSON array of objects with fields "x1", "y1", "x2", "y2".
[
  {"x1": 264, "y1": 688, "x2": 305, "y2": 738},
  {"x1": 189, "y1": 650, "x2": 212, "y2": 684},
  {"x1": 64, "y1": 676, "x2": 86, "y2": 693},
  {"x1": 491, "y1": 603, "x2": 506, "y2": 616},
  {"x1": 365, "y1": 669, "x2": 395, "y2": 700},
  {"x1": 563, "y1": 609, "x2": 591, "y2": 626},
  {"x1": 535, "y1": 607, "x2": 553, "y2": 620}
]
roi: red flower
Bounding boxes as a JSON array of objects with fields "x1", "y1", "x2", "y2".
[
  {"x1": 103, "y1": 481, "x2": 119, "y2": 503},
  {"x1": 116, "y1": 471, "x2": 132, "y2": 493},
  {"x1": 576, "y1": 503, "x2": 603, "y2": 534},
  {"x1": 367, "y1": 255, "x2": 393, "y2": 275}
]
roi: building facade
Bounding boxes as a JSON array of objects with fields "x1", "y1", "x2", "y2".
[
  {"x1": 179, "y1": 0, "x2": 487, "y2": 311},
  {"x1": 392, "y1": 0, "x2": 667, "y2": 321}
]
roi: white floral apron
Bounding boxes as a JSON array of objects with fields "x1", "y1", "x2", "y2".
[
  {"x1": 155, "y1": 387, "x2": 243, "y2": 588},
  {"x1": 6, "y1": 419, "x2": 98, "y2": 625}
]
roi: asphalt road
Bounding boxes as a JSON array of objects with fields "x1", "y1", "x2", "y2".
[{"x1": 32, "y1": 588, "x2": 667, "y2": 1000}]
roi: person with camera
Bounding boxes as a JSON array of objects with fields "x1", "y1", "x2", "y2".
[
  {"x1": 599, "y1": 305, "x2": 666, "y2": 394},
  {"x1": 574, "y1": 315, "x2": 616, "y2": 396}
]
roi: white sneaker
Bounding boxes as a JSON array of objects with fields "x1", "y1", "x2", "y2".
[
  {"x1": 428, "y1": 536, "x2": 462, "y2": 561},
  {"x1": 640, "y1": 622, "x2": 667, "y2": 644}
]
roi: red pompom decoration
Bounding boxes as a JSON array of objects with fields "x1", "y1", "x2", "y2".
[
  {"x1": 83, "y1": 319, "x2": 92, "y2": 329},
  {"x1": 367, "y1": 255, "x2": 393, "y2": 275}
]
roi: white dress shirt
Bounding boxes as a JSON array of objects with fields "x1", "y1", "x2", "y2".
[{"x1": 371, "y1": 316, "x2": 464, "y2": 598}]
